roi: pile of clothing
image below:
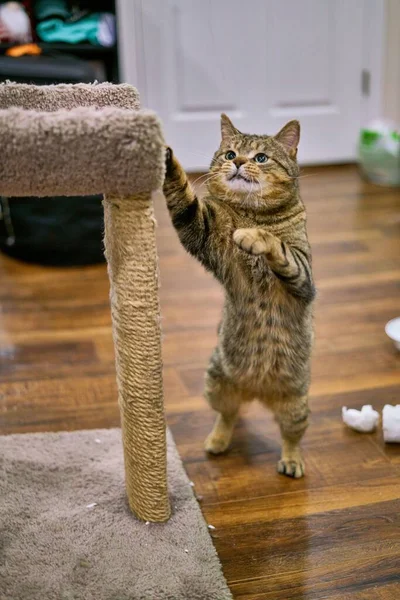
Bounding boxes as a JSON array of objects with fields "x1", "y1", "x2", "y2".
[
  {"x1": 0, "y1": 0, "x2": 115, "y2": 47},
  {"x1": 0, "y1": 2, "x2": 32, "y2": 44}
]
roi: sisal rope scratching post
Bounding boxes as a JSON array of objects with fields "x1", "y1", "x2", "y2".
[
  {"x1": 0, "y1": 83, "x2": 170, "y2": 521},
  {"x1": 104, "y1": 194, "x2": 168, "y2": 521}
]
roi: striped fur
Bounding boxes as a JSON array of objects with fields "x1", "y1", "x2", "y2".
[{"x1": 163, "y1": 118, "x2": 315, "y2": 478}]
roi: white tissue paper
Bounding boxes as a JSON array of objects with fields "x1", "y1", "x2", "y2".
[
  {"x1": 342, "y1": 405, "x2": 380, "y2": 432},
  {"x1": 382, "y1": 404, "x2": 400, "y2": 443}
]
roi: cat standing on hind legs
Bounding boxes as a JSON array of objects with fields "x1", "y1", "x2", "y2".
[{"x1": 163, "y1": 115, "x2": 315, "y2": 478}]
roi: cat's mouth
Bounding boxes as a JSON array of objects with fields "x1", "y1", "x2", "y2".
[
  {"x1": 226, "y1": 172, "x2": 258, "y2": 192},
  {"x1": 228, "y1": 172, "x2": 251, "y2": 183}
]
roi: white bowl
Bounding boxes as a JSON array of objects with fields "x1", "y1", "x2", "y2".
[{"x1": 385, "y1": 317, "x2": 400, "y2": 350}]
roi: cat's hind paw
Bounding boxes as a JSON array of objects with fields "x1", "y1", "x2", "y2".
[
  {"x1": 204, "y1": 432, "x2": 231, "y2": 455},
  {"x1": 277, "y1": 457, "x2": 305, "y2": 479}
]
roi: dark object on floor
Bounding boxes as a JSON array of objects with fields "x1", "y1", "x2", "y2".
[
  {"x1": 0, "y1": 428, "x2": 232, "y2": 600},
  {"x1": 0, "y1": 53, "x2": 107, "y2": 268},
  {"x1": 0, "y1": 52, "x2": 101, "y2": 84},
  {"x1": 0, "y1": 195, "x2": 105, "y2": 265}
]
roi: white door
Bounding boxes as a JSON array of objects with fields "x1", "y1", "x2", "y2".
[{"x1": 119, "y1": 0, "x2": 384, "y2": 170}]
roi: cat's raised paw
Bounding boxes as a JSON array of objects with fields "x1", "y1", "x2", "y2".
[
  {"x1": 165, "y1": 146, "x2": 175, "y2": 176},
  {"x1": 165, "y1": 146, "x2": 179, "y2": 177},
  {"x1": 277, "y1": 457, "x2": 305, "y2": 478},
  {"x1": 233, "y1": 228, "x2": 267, "y2": 255}
]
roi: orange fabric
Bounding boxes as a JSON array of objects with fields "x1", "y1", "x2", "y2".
[{"x1": 6, "y1": 43, "x2": 42, "y2": 57}]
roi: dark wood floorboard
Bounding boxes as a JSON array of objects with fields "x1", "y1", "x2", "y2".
[{"x1": 1, "y1": 164, "x2": 400, "y2": 598}]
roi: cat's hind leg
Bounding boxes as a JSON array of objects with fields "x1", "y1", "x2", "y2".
[
  {"x1": 271, "y1": 394, "x2": 310, "y2": 478},
  {"x1": 204, "y1": 350, "x2": 249, "y2": 455}
]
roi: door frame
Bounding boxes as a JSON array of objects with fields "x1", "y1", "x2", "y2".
[
  {"x1": 116, "y1": 0, "x2": 148, "y2": 105},
  {"x1": 383, "y1": 0, "x2": 400, "y2": 124},
  {"x1": 361, "y1": 0, "x2": 386, "y2": 125}
]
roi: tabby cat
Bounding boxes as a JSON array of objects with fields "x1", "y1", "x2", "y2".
[{"x1": 163, "y1": 115, "x2": 315, "y2": 478}]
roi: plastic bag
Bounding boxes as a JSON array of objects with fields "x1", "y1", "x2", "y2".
[{"x1": 358, "y1": 119, "x2": 400, "y2": 186}]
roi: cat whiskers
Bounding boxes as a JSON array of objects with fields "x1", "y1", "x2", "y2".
[
  {"x1": 287, "y1": 172, "x2": 315, "y2": 181},
  {"x1": 190, "y1": 172, "x2": 214, "y2": 187},
  {"x1": 190, "y1": 172, "x2": 220, "y2": 188}
]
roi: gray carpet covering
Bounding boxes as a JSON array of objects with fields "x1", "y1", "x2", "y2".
[{"x1": 0, "y1": 428, "x2": 232, "y2": 600}]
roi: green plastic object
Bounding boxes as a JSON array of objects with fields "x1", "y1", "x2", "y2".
[{"x1": 358, "y1": 121, "x2": 400, "y2": 186}]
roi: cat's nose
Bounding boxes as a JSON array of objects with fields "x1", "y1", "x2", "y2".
[{"x1": 233, "y1": 157, "x2": 247, "y2": 168}]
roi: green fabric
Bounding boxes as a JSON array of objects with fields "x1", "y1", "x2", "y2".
[{"x1": 36, "y1": 14, "x2": 102, "y2": 45}]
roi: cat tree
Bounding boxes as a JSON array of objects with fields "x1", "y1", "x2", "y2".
[{"x1": 0, "y1": 82, "x2": 170, "y2": 522}]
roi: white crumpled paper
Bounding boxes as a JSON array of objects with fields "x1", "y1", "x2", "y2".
[
  {"x1": 382, "y1": 404, "x2": 400, "y2": 443},
  {"x1": 342, "y1": 405, "x2": 380, "y2": 433}
]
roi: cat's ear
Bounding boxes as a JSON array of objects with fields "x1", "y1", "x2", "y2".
[
  {"x1": 275, "y1": 120, "x2": 300, "y2": 157},
  {"x1": 221, "y1": 113, "x2": 240, "y2": 141}
]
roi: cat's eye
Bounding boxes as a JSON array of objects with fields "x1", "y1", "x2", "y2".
[
  {"x1": 254, "y1": 153, "x2": 268, "y2": 163},
  {"x1": 225, "y1": 150, "x2": 236, "y2": 160}
]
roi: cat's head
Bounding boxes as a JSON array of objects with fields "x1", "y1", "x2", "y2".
[{"x1": 208, "y1": 114, "x2": 300, "y2": 208}]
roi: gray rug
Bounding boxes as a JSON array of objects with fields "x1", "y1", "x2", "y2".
[{"x1": 0, "y1": 428, "x2": 232, "y2": 600}]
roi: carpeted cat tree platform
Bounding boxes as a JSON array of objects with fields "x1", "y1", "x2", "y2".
[
  {"x1": 0, "y1": 83, "x2": 232, "y2": 599},
  {"x1": 0, "y1": 81, "x2": 168, "y2": 523}
]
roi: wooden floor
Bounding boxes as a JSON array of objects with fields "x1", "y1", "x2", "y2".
[{"x1": 1, "y1": 165, "x2": 400, "y2": 599}]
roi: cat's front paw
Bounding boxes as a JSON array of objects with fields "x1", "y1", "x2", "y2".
[
  {"x1": 165, "y1": 146, "x2": 174, "y2": 176},
  {"x1": 233, "y1": 228, "x2": 274, "y2": 256}
]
